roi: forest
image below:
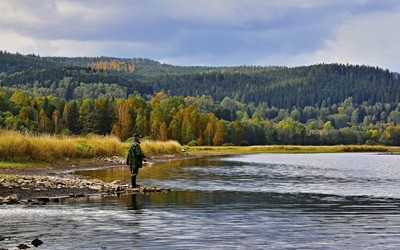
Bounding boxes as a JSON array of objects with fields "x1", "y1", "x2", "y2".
[{"x1": 0, "y1": 51, "x2": 400, "y2": 146}]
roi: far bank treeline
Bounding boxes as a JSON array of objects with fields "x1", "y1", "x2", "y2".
[
  {"x1": 1, "y1": 89, "x2": 400, "y2": 146},
  {"x1": 1, "y1": 51, "x2": 400, "y2": 146}
]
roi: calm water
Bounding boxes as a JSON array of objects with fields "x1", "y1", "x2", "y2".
[{"x1": 1, "y1": 153, "x2": 400, "y2": 249}]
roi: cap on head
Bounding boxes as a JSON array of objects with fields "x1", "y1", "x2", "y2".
[{"x1": 133, "y1": 133, "x2": 142, "y2": 138}]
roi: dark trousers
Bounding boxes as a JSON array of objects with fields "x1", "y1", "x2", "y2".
[{"x1": 130, "y1": 166, "x2": 139, "y2": 187}]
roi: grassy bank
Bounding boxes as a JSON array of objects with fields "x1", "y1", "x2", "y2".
[
  {"x1": 0, "y1": 130, "x2": 125, "y2": 162},
  {"x1": 2, "y1": 130, "x2": 398, "y2": 165},
  {"x1": 0, "y1": 130, "x2": 184, "y2": 164},
  {"x1": 185, "y1": 145, "x2": 400, "y2": 154}
]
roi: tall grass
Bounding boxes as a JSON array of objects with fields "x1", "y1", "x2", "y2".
[
  {"x1": 0, "y1": 130, "x2": 125, "y2": 162},
  {"x1": 140, "y1": 140, "x2": 183, "y2": 156}
]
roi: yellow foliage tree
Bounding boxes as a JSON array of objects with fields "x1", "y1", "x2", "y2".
[
  {"x1": 213, "y1": 120, "x2": 226, "y2": 146},
  {"x1": 111, "y1": 99, "x2": 133, "y2": 141}
]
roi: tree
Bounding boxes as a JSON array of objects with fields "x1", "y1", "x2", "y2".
[
  {"x1": 337, "y1": 127, "x2": 361, "y2": 144},
  {"x1": 381, "y1": 125, "x2": 400, "y2": 145},
  {"x1": 52, "y1": 109, "x2": 62, "y2": 134},
  {"x1": 181, "y1": 106, "x2": 198, "y2": 144},
  {"x1": 63, "y1": 101, "x2": 81, "y2": 134},
  {"x1": 10, "y1": 91, "x2": 32, "y2": 107},
  {"x1": 159, "y1": 122, "x2": 168, "y2": 141},
  {"x1": 388, "y1": 110, "x2": 400, "y2": 125},
  {"x1": 0, "y1": 91, "x2": 10, "y2": 112},
  {"x1": 213, "y1": 120, "x2": 226, "y2": 146},
  {"x1": 19, "y1": 106, "x2": 37, "y2": 121},
  {"x1": 169, "y1": 109, "x2": 184, "y2": 143},
  {"x1": 134, "y1": 108, "x2": 148, "y2": 136},
  {"x1": 39, "y1": 109, "x2": 51, "y2": 133},
  {"x1": 275, "y1": 117, "x2": 305, "y2": 144},
  {"x1": 95, "y1": 97, "x2": 114, "y2": 134},
  {"x1": 320, "y1": 121, "x2": 338, "y2": 145},
  {"x1": 232, "y1": 120, "x2": 244, "y2": 145},
  {"x1": 204, "y1": 114, "x2": 217, "y2": 145},
  {"x1": 328, "y1": 113, "x2": 348, "y2": 129},
  {"x1": 150, "y1": 106, "x2": 162, "y2": 140},
  {"x1": 80, "y1": 98, "x2": 102, "y2": 134},
  {"x1": 111, "y1": 99, "x2": 134, "y2": 141}
]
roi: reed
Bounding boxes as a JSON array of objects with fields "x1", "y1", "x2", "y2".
[{"x1": 0, "y1": 130, "x2": 125, "y2": 162}]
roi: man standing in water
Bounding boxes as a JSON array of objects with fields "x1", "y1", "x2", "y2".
[{"x1": 127, "y1": 133, "x2": 147, "y2": 188}]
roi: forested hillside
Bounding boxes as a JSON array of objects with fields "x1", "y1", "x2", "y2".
[
  {"x1": 1, "y1": 51, "x2": 399, "y2": 106},
  {"x1": 1, "y1": 51, "x2": 400, "y2": 146}
]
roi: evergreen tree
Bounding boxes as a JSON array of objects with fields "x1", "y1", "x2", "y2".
[{"x1": 63, "y1": 101, "x2": 81, "y2": 134}]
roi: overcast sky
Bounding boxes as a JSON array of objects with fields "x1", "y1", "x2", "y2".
[{"x1": 1, "y1": 0, "x2": 400, "y2": 72}]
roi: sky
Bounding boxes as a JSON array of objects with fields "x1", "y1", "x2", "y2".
[{"x1": 1, "y1": 0, "x2": 400, "y2": 72}]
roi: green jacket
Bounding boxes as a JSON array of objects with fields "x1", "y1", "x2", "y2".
[{"x1": 127, "y1": 142, "x2": 145, "y2": 168}]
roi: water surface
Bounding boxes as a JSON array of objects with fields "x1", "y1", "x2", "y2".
[{"x1": 1, "y1": 153, "x2": 400, "y2": 249}]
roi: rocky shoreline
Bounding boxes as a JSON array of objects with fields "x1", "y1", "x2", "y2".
[
  {"x1": 0, "y1": 154, "x2": 198, "y2": 205},
  {"x1": 0, "y1": 175, "x2": 171, "y2": 205}
]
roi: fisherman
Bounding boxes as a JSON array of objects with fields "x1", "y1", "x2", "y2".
[{"x1": 126, "y1": 133, "x2": 147, "y2": 188}]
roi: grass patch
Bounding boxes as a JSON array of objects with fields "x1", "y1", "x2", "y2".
[
  {"x1": 0, "y1": 130, "x2": 125, "y2": 163},
  {"x1": 0, "y1": 161, "x2": 36, "y2": 169},
  {"x1": 139, "y1": 140, "x2": 183, "y2": 156},
  {"x1": 0, "y1": 130, "x2": 185, "y2": 165},
  {"x1": 2, "y1": 128, "x2": 398, "y2": 165}
]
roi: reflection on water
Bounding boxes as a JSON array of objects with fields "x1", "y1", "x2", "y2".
[{"x1": 2, "y1": 153, "x2": 400, "y2": 249}]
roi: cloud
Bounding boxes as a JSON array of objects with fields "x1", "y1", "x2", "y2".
[
  {"x1": 311, "y1": 8, "x2": 400, "y2": 72},
  {"x1": 0, "y1": 30, "x2": 42, "y2": 54},
  {"x1": 0, "y1": 0, "x2": 400, "y2": 72}
]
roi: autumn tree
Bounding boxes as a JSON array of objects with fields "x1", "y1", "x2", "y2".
[
  {"x1": 181, "y1": 105, "x2": 198, "y2": 145},
  {"x1": 111, "y1": 99, "x2": 134, "y2": 141},
  {"x1": 159, "y1": 122, "x2": 168, "y2": 141},
  {"x1": 10, "y1": 90, "x2": 33, "y2": 108},
  {"x1": 39, "y1": 109, "x2": 51, "y2": 133},
  {"x1": 213, "y1": 120, "x2": 227, "y2": 146},
  {"x1": 52, "y1": 109, "x2": 62, "y2": 134},
  {"x1": 204, "y1": 114, "x2": 217, "y2": 145}
]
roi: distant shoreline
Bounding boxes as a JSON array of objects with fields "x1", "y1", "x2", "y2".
[
  {"x1": 185, "y1": 145, "x2": 400, "y2": 155},
  {"x1": 2, "y1": 144, "x2": 400, "y2": 175}
]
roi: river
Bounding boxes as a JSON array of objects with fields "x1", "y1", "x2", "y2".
[{"x1": 1, "y1": 153, "x2": 400, "y2": 249}]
